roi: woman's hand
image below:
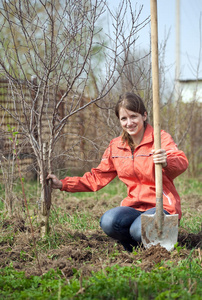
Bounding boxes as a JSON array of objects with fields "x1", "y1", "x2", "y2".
[
  {"x1": 46, "y1": 174, "x2": 63, "y2": 189},
  {"x1": 40, "y1": 174, "x2": 63, "y2": 190},
  {"x1": 152, "y1": 149, "x2": 167, "y2": 168}
]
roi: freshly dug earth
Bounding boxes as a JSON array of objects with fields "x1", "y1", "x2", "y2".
[{"x1": 0, "y1": 193, "x2": 201, "y2": 278}]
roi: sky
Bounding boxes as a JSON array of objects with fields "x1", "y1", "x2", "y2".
[{"x1": 106, "y1": 0, "x2": 202, "y2": 83}]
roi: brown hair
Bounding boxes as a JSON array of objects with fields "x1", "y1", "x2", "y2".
[{"x1": 115, "y1": 92, "x2": 148, "y2": 149}]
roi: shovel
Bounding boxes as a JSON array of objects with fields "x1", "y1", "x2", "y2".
[{"x1": 141, "y1": 0, "x2": 178, "y2": 251}]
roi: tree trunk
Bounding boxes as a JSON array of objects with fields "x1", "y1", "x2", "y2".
[{"x1": 40, "y1": 143, "x2": 52, "y2": 237}]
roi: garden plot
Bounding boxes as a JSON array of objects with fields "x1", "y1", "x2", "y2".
[{"x1": 0, "y1": 191, "x2": 201, "y2": 278}]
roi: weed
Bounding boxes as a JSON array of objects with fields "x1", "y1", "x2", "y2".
[{"x1": 174, "y1": 242, "x2": 186, "y2": 255}]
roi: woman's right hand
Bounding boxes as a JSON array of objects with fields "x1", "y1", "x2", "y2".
[{"x1": 46, "y1": 174, "x2": 63, "y2": 190}]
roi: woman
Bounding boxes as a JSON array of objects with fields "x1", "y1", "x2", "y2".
[{"x1": 46, "y1": 92, "x2": 189, "y2": 252}]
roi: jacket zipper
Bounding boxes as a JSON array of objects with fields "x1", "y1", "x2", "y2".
[
  {"x1": 131, "y1": 148, "x2": 141, "y2": 201},
  {"x1": 163, "y1": 191, "x2": 172, "y2": 205}
]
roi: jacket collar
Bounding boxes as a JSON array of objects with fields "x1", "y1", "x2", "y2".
[{"x1": 117, "y1": 124, "x2": 154, "y2": 150}]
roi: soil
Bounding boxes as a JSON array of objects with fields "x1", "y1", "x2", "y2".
[{"x1": 0, "y1": 193, "x2": 201, "y2": 278}]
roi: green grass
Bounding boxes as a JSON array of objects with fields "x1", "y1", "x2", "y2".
[
  {"x1": 50, "y1": 206, "x2": 98, "y2": 230},
  {"x1": 174, "y1": 176, "x2": 202, "y2": 233},
  {"x1": 180, "y1": 214, "x2": 201, "y2": 234},
  {"x1": 0, "y1": 254, "x2": 201, "y2": 300},
  {"x1": 175, "y1": 176, "x2": 202, "y2": 196}
]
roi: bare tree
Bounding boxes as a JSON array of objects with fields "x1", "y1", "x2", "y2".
[{"x1": 0, "y1": 0, "x2": 149, "y2": 234}]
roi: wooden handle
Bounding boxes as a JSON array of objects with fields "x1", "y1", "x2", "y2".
[{"x1": 150, "y1": 0, "x2": 163, "y2": 218}]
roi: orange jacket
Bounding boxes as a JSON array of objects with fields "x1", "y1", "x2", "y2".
[{"x1": 61, "y1": 124, "x2": 188, "y2": 219}]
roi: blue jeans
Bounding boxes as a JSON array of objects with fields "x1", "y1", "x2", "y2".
[{"x1": 100, "y1": 206, "x2": 170, "y2": 252}]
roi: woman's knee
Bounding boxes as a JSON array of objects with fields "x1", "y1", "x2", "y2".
[
  {"x1": 100, "y1": 208, "x2": 117, "y2": 236},
  {"x1": 100, "y1": 206, "x2": 140, "y2": 237},
  {"x1": 129, "y1": 215, "x2": 142, "y2": 243}
]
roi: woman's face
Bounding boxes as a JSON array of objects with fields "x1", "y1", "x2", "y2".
[{"x1": 119, "y1": 107, "x2": 147, "y2": 141}]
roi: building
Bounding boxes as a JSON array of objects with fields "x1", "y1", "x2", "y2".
[{"x1": 179, "y1": 79, "x2": 202, "y2": 103}]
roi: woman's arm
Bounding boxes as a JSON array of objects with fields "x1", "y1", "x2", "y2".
[{"x1": 49, "y1": 142, "x2": 117, "y2": 193}]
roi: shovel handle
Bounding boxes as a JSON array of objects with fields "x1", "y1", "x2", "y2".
[{"x1": 150, "y1": 0, "x2": 163, "y2": 229}]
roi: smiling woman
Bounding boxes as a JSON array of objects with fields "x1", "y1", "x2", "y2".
[
  {"x1": 115, "y1": 93, "x2": 148, "y2": 150},
  {"x1": 45, "y1": 92, "x2": 189, "y2": 252}
]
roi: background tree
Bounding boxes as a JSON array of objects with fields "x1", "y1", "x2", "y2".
[{"x1": 0, "y1": 0, "x2": 149, "y2": 233}]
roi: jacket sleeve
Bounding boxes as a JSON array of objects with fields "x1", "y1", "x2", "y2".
[
  {"x1": 161, "y1": 130, "x2": 189, "y2": 180},
  {"x1": 60, "y1": 142, "x2": 117, "y2": 192}
]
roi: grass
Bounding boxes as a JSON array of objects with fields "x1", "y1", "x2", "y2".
[
  {"x1": 174, "y1": 175, "x2": 202, "y2": 233},
  {"x1": 80, "y1": 259, "x2": 201, "y2": 300},
  {"x1": 50, "y1": 206, "x2": 98, "y2": 231},
  {"x1": 0, "y1": 255, "x2": 201, "y2": 299},
  {"x1": 0, "y1": 176, "x2": 201, "y2": 299},
  {"x1": 175, "y1": 175, "x2": 202, "y2": 196}
]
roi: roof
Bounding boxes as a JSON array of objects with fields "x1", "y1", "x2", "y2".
[{"x1": 179, "y1": 79, "x2": 202, "y2": 83}]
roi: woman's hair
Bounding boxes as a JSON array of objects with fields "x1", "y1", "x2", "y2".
[{"x1": 115, "y1": 92, "x2": 148, "y2": 149}]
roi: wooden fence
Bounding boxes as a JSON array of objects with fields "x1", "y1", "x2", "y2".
[{"x1": 0, "y1": 78, "x2": 114, "y2": 180}]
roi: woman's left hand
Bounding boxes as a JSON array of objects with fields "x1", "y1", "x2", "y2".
[{"x1": 152, "y1": 149, "x2": 167, "y2": 168}]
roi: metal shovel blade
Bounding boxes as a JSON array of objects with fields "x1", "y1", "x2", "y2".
[{"x1": 141, "y1": 213, "x2": 178, "y2": 251}]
